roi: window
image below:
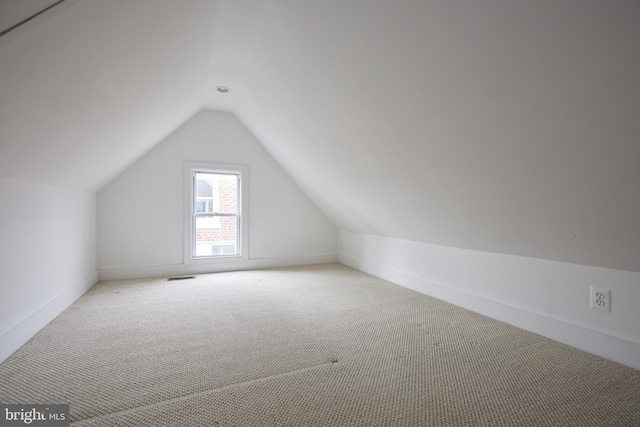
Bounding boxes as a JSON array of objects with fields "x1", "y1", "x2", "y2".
[{"x1": 184, "y1": 163, "x2": 248, "y2": 264}]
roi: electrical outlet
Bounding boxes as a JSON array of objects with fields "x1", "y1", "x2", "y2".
[{"x1": 590, "y1": 286, "x2": 611, "y2": 312}]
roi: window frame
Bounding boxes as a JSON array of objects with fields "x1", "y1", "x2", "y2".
[{"x1": 184, "y1": 162, "x2": 249, "y2": 266}]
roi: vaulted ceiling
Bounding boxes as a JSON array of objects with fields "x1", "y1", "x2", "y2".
[{"x1": 1, "y1": 0, "x2": 639, "y2": 272}]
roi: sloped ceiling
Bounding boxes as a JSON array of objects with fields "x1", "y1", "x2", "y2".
[
  {"x1": 0, "y1": 0, "x2": 62, "y2": 34},
  {"x1": 1, "y1": 0, "x2": 639, "y2": 272},
  {"x1": 0, "y1": 0, "x2": 217, "y2": 189}
]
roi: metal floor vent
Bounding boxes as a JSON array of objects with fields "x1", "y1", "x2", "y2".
[{"x1": 167, "y1": 276, "x2": 195, "y2": 281}]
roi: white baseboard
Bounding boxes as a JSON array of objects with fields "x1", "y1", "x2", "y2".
[
  {"x1": 99, "y1": 253, "x2": 339, "y2": 281},
  {"x1": 0, "y1": 271, "x2": 99, "y2": 364},
  {"x1": 340, "y1": 242, "x2": 640, "y2": 371}
]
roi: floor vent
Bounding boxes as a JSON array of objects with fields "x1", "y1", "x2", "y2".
[{"x1": 167, "y1": 276, "x2": 195, "y2": 281}]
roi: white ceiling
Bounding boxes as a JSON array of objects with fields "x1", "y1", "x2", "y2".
[
  {"x1": 1, "y1": 0, "x2": 639, "y2": 272},
  {"x1": 0, "y1": 0, "x2": 61, "y2": 34},
  {"x1": 0, "y1": 0, "x2": 216, "y2": 189}
]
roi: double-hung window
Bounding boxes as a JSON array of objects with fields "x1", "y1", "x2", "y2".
[{"x1": 184, "y1": 162, "x2": 248, "y2": 264}]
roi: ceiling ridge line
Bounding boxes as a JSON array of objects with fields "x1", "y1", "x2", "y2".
[{"x1": 0, "y1": 0, "x2": 67, "y2": 38}]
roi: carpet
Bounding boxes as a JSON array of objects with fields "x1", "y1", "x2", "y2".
[{"x1": 1, "y1": 263, "x2": 639, "y2": 426}]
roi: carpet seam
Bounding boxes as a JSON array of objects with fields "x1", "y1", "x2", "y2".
[{"x1": 70, "y1": 360, "x2": 340, "y2": 424}]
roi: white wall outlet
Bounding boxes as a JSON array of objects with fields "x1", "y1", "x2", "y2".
[{"x1": 590, "y1": 286, "x2": 611, "y2": 312}]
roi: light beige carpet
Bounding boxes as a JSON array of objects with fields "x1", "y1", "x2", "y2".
[{"x1": 1, "y1": 263, "x2": 639, "y2": 426}]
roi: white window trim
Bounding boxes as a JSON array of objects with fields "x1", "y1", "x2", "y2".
[{"x1": 184, "y1": 162, "x2": 249, "y2": 266}]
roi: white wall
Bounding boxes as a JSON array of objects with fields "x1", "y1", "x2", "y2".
[
  {"x1": 98, "y1": 110, "x2": 338, "y2": 280},
  {"x1": 226, "y1": 0, "x2": 640, "y2": 274},
  {"x1": 340, "y1": 231, "x2": 640, "y2": 370},
  {"x1": 0, "y1": 176, "x2": 97, "y2": 363}
]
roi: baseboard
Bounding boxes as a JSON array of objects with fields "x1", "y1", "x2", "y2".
[
  {"x1": 0, "y1": 271, "x2": 99, "y2": 364},
  {"x1": 99, "y1": 253, "x2": 339, "y2": 281},
  {"x1": 340, "y1": 252, "x2": 640, "y2": 371}
]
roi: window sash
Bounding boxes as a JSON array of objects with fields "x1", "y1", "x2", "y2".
[{"x1": 191, "y1": 170, "x2": 241, "y2": 259}]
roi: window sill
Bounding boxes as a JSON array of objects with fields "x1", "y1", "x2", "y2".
[{"x1": 185, "y1": 255, "x2": 248, "y2": 266}]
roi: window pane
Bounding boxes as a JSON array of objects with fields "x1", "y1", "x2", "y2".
[
  {"x1": 187, "y1": 164, "x2": 246, "y2": 263},
  {"x1": 194, "y1": 215, "x2": 238, "y2": 257},
  {"x1": 194, "y1": 172, "x2": 238, "y2": 214},
  {"x1": 194, "y1": 174, "x2": 214, "y2": 212},
  {"x1": 216, "y1": 174, "x2": 238, "y2": 214}
]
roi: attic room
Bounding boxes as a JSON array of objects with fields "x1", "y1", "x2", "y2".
[{"x1": 1, "y1": 0, "x2": 639, "y2": 425}]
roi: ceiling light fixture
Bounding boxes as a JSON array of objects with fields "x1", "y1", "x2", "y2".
[{"x1": 215, "y1": 86, "x2": 230, "y2": 93}]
